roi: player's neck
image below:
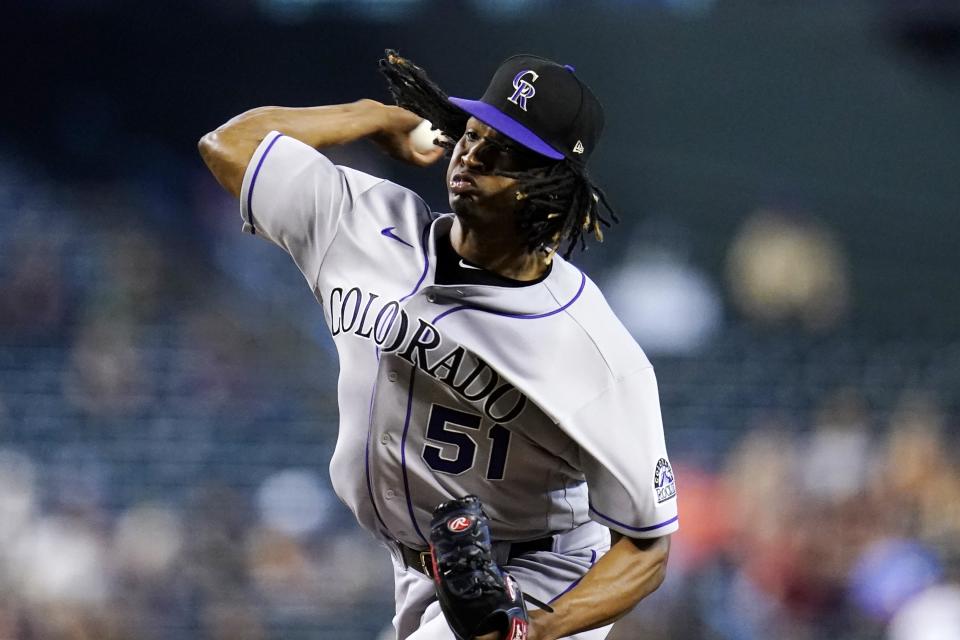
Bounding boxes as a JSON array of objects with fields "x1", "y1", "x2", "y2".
[{"x1": 449, "y1": 219, "x2": 550, "y2": 282}]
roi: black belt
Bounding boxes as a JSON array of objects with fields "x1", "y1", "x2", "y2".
[{"x1": 400, "y1": 536, "x2": 554, "y2": 578}]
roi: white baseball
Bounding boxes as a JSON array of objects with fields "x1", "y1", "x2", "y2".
[{"x1": 409, "y1": 119, "x2": 440, "y2": 153}]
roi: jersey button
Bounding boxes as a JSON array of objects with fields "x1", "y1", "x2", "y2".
[
  {"x1": 384, "y1": 489, "x2": 396, "y2": 500},
  {"x1": 387, "y1": 371, "x2": 398, "y2": 382},
  {"x1": 426, "y1": 294, "x2": 437, "y2": 303},
  {"x1": 380, "y1": 433, "x2": 391, "y2": 444}
]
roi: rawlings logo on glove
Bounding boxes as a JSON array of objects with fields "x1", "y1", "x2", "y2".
[
  {"x1": 428, "y1": 496, "x2": 529, "y2": 640},
  {"x1": 447, "y1": 515, "x2": 475, "y2": 533}
]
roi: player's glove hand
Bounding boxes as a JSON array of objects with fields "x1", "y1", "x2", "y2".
[{"x1": 429, "y1": 496, "x2": 529, "y2": 640}]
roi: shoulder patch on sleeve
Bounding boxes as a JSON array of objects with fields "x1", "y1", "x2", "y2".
[{"x1": 654, "y1": 458, "x2": 677, "y2": 503}]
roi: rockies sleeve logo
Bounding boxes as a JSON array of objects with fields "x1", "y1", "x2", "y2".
[{"x1": 654, "y1": 458, "x2": 676, "y2": 503}]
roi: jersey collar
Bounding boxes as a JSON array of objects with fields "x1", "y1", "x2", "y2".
[{"x1": 422, "y1": 215, "x2": 586, "y2": 319}]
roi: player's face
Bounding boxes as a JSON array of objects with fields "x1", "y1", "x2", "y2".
[{"x1": 446, "y1": 117, "x2": 548, "y2": 223}]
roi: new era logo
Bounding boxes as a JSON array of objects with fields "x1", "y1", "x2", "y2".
[{"x1": 572, "y1": 140, "x2": 584, "y2": 154}]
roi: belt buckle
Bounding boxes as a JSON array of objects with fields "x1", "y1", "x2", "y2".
[{"x1": 419, "y1": 550, "x2": 433, "y2": 576}]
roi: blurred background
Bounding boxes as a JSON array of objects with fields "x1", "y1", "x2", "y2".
[{"x1": 2, "y1": 0, "x2": 959, "y2": 638}]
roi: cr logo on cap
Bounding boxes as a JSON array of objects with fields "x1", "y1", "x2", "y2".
[
  {"x1": 507, "y1": 70, "x2": 539, "y2": 111},
  {"x1": 447, "y1": 516, "x2": 474, "y2": 533}
]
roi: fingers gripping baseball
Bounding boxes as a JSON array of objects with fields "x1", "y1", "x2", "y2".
[
  {"x1": 405, "y1": 119, "x2": 447, "y2": 166},
  {"x1": 370, "y1": 107, "x2": 446, "y2": 167}
]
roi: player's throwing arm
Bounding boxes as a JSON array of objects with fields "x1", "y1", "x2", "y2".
[{"x1": 199, "y1": 100, "x2": 444, "y2": 197}]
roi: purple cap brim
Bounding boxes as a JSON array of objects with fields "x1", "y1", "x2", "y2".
[{"x1": 448, "y1": 97, "x2": 564, "y2": 160}]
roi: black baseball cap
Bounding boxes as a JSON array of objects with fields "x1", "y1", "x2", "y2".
[{"x1": 448, "y1": 55, "x2": 604, "y2": 166}]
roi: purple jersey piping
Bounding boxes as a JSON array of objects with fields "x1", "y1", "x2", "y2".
[
  {"x1": 364, "y1": 377, "x2": 390, "y2": 533},
  {"x1": 589, "y1": 501, "x2": 678, "y2": 533},
  {"x1": 431, "y1": 271, "x2": 587, "y2": 324},
  {"x1": 374, "y1": 220, "x2": 433, "y2": 545},
  {"x1": 399, "y1": 371, "x2": 428, "y2": 544},
  {"x1": 245, "y1": 132, "x2": 284, "y2": 234}
]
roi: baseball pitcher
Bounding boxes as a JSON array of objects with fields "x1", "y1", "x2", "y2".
[{"x1": 199, "y1": 51, "x2": 678, "y2": 640}]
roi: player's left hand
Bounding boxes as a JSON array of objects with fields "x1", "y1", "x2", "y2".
[
  {"x1": 473, "y1": 621, "x2": 542, "y2": 640},
  {"x1": 429, "y1": 496, "x2": 530, "y2": 640}
]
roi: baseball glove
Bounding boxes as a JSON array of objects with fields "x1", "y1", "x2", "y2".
[{"x1": 429, "y1": 495, "x2": 529, "y2": 640}]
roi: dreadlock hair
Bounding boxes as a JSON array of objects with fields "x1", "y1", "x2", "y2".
[
  {"x1": 379, "y1": 50, "x2": 619, "y2": 260},
  {"x1": 378, "y1": 50, "x2": 467, "y2": 152}
]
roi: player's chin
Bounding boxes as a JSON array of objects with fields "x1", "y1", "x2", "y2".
[{"x1": 449, "y1": 192, "x2": 480, "y2": 217}]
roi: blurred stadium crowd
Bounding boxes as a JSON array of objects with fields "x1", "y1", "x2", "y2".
[
  {"x1": 4, "y1": 1, "x2": 960, "y2": 639},
  {"x1": 2, "y1": 148, "x2": 958, "y2": 639}
]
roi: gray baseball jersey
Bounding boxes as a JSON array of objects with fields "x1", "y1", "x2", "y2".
[{"x1": 239, "y1": 130, "x2": 678, "y2": 631}]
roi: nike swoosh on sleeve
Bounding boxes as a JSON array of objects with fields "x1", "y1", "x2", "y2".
[{"x1": 381, "y1": 226, "x2": 414, "y2": 248}]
